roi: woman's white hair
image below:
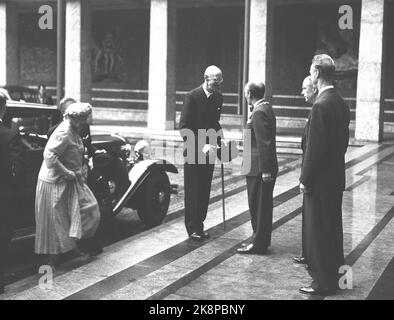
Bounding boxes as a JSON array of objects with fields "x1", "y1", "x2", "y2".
[{"x1": 64, "y1": 102, "x2": 92, "y2": 120}]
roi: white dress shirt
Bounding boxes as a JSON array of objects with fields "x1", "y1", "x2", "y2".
[{"x1": 202, "y1": 83, "x2": 213, "y2": 98}]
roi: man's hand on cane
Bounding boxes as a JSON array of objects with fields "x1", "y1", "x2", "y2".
[
  {"x1": 299, "y1": 182, "x2": 306, "y2": 193},
  {"x1": 202, "y1": 144, "x2": 216, "y2": 154},
  {"x1": 262, "y1": 172, "x2": 273, "y2": 182}
]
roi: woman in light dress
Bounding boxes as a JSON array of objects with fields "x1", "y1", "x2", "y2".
[{"x1": 35, "y1": 102, "x2": 101, "y2": 266}]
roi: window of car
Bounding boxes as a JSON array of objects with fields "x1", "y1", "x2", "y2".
[
  {"x1": 11, "y1": 114, "x2": 56, "y2": 136},
  {"x1": 23, "y1": 90, "x2": 39, "y2": 103},
  {"x1": 9, "y1": 90, "x2": 23, "y2": 101},
  {"x1": 4, "y1": 107, "x2": 61, "y2": 135}
]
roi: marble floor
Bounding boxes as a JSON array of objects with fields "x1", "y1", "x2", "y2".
[{"x1": 2, "y1": 141, "x2": 394, "y2": 300}]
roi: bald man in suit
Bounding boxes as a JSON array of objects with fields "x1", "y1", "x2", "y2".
[
  {"x1": 179, "y1": 66, "x2": 225, "y2": 241},
  {"x1": 237, "y1": 82, "x2": 278, "y2": 254}
]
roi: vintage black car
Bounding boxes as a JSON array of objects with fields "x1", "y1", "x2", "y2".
[{"x1": 3, "y1": 100, "x2": 178, "y2": 241}]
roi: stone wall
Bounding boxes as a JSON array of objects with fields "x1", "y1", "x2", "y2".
[
  {"x1": 19, "y1": 12, "x2": 57, "y2": 85},
  {"x1": 18, "y1": 7, "x2": 243, "y2": 93},
  {"x1": 272, "y1": 2, "x2": 361, "y2": 98}
]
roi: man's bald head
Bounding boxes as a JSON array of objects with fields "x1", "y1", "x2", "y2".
[
  {"x1": 244, "y1": 82, "x2": 265, "y2": 106},
  {"x1": 301, "y1": 76, "x2": 317, "y2": 104},
  {"x1": 204, "y1": 65, "x2": 223, "y2": 93},
  {"x1": 204, "y1": 65, "x2": 222, "y2": 79},
  {"x1": 302, "y1": 76, "x2": 313, "y2": 87}
]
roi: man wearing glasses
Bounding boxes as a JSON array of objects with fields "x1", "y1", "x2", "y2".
[{"x1": 179, "y1": 65, "x2": 225, "y2": 241}]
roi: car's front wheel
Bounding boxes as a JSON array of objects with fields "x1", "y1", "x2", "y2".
[
  {"x1": 89, "y1": 156, "x2": 130, "y2": 216},
  {"x1": 136, "y1": 171, "x2": 171, "y2": 227}
]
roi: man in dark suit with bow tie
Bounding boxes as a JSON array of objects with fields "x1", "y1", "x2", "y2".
[
  {"x1": 299, "y1": 54, "x2": 350, "y2": 296},
  {"x1": 179, "y1": 65, "x2": 225, "y2": 241},
  {"x1": 0, "y1": 94, "x2": 26, "y2": 294},
  {"x1": 237, "y1": 82, "x2": 278, "y2": 254}
]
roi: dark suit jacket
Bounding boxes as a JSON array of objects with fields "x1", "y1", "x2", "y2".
[
  {"x1": 179, "y1": 85, "x2": 223, "y2": 164},
  {"x1": 301, "y1": 119, "x2": 309, "y2": 155},
  {"x1": 242, "y1": 100, "x2": 278, "y2": 177},
  {"x1": 0, "y1": 122, "x2": 26, "y2": 198},
  {"x1": 300, "y1": 88, "x2": 350, "y2": 193},
  {"x1": 301, "y1": 114, "x2": 311, "y2": 165}
]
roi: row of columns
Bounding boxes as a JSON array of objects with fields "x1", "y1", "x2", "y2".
[{"x1": 0, "y1": 0, "x2": 388, "y2": 141}]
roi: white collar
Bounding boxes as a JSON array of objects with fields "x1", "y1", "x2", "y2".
[
  {"x1": 318, "y1": 85, "x2": 334, "y2": 97},
  {"x1": 253, "y1": 99, "x2": 265, "y2": 108},
  {"x1": 202, "y1": 83, "x2": 213, "y2": 98}
]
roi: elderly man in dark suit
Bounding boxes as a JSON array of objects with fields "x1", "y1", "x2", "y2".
[
  {"x1": 0, "y1": 94, "x2": 26, "y2": 294},
  {"x1": 293, "y1": 76, "x2": 318, "y2": 265},
  {"x1": 237, "y1": 82, "x2": 278, "y2": 255},
  {"x1": 299, "y1": 54, "x2": 350, "y2": 296},
  {"x1": 179, "y1": 65, "x2": 225, "y2": 241}
]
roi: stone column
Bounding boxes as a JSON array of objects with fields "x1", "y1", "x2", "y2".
[
  {"x1": 64, "y1": 0, "x2": 91, "y2": 102},
  {"x1": 248, "y1": 0, "x2": 268, "y2": 84},
  {"x1": 147, "y1": 0, "x2": 176, "y2": 130},
  {"x1": 0, "y1": 2, "x2": 19, "y2": 85},
  {"x1": 355, "y1": 0, "x2": 385, "y2": 142}
]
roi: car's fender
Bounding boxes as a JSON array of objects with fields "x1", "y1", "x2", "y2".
[{"x1": 112, "y1": 159, "x2": 177, "y2": 215}]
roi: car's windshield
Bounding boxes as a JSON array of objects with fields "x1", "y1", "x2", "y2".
[
  {"x1": 10, "y1": 115, "x2": 53, "y2": 135},
  {"x1": 22, "y1": 90, "x2": 39, "y2": 103},
  {"x1": 4, "y1": 108, "x2": 61, "y2": 136},
  {"x1": 8, "y1": 90, "x2": 23, "y2": 101},
  {"x1": 7, "y1": 89, "x2": 39, "y2": 103}
]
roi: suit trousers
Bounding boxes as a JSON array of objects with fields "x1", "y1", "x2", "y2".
[
  {"x1": 0, "y1": 197, "x2": 14, "y2": 291},
  {"x1": 184, "y1": 163, "x2": 214, "y2": 235},
  {"x1": 304, "y1": 191, "x2": 344, "y2": 291},
  {"x1": 301, "y1": 194, "x2": 306, "y2": 259},
  {"x1": 246, "y1": 176, "x2": 276, "y2": 249}
]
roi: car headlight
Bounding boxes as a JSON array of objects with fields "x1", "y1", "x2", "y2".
[
  {"x1": 120, "y1": 143, "x2": 132, "y2": 159},
  {"x1": 134, "y1": 140, "x2": 151, "y2": 160}
]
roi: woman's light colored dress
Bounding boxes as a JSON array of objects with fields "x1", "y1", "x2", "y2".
[{"x1": 35, "y1": 120, "x2": 100, "y2": 254}]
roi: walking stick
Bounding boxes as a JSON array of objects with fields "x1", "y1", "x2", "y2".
[
  {"x1": 216, "y1": 140, "x2": 236, "y2": 232},
  {"x1": 221, "y1": 162, "x2": 226, "y2": 231}
]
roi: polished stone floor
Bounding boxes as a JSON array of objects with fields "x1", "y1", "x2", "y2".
[{"x1": 2, "y1": 141, "x2": 394, "y2": 300}]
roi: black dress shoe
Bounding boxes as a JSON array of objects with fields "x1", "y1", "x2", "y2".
[
  {"x1": 299, "y1": 286, "x2": 336, "y2": 296},
  {"x1": 88, "y1": 246, "x2": 103, "y2": 257},
  {"x1": 189, "y1": 232, "x2": 209, "y2": 241},
  {"x1": 201, "y1": 231, "x2": 210, "y2": 239},
  {"x1": 236, "y1": 244, "x2": 267, "y2": 255},
  {"x1": 293, "y1": 256, "x2": 307, "y2": 264}
]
